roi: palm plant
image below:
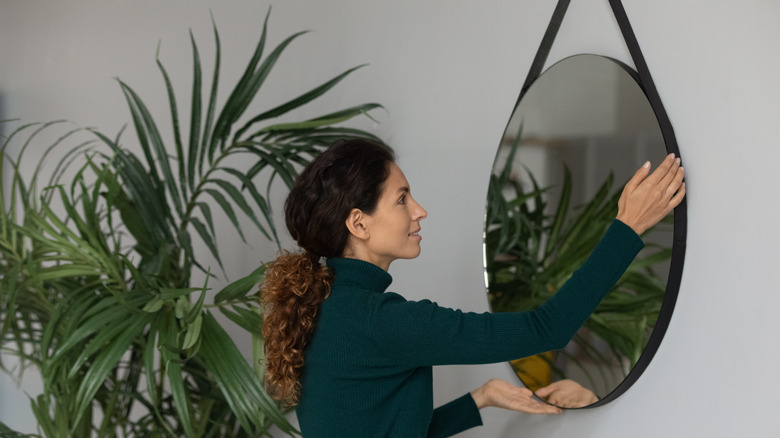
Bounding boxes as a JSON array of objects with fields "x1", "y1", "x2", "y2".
[
  {"x1": 484, "y1": 127, "x2": 671, "y2": 395},
  {"x1": 0, "y1": 9, "x2": 380, "y2": 437}
]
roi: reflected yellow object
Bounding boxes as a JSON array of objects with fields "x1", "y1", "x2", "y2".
[{"x1": 510, "y1": 352, "x2": 554, "y2": 391}]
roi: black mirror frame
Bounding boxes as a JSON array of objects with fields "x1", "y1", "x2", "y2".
[{"x1": 492, "y1": 0, "x2": 688, "y2": 407}]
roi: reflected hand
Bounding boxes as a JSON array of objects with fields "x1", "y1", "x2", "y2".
[
  {"x1": 471, "y1": 379, "x2": 561, "y2": 414},
  {"x1": 535, "y1": 379, "x2": 598, "y2": 408},
  {"x1": 616, "y1": 153, "x2": 686, "y2": 235}
]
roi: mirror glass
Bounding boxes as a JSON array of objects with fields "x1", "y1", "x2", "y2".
[{"x1": 484, "y1": 54, "x2": 673, "y2": 407}]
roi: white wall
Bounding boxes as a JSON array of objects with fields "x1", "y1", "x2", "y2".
[{"x1": 2, "y1": 1, "x2": 780, "y2": 436}]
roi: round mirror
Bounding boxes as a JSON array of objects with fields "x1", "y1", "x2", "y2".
[{"x1": 484, "y1": 54, "x2": 681, "y2": 408}]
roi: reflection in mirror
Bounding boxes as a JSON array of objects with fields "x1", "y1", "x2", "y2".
[{"x1": 484, "y1": 54, "x2": 673, "y2": 407}]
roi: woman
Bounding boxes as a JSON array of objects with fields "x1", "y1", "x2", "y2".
[{"x1": 261, "y1": 138, "x2": 685, "y2": 437}]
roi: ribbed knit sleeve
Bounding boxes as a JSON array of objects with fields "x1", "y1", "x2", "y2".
[
  {"x1": 369, "y1": 219, "x2": 643, "y2": 367},
  {"x1": 427, "y1": 393, "x2": 482, "y2": 438}
]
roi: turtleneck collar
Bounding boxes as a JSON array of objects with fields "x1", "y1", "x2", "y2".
[{"x1": 326, "y1": 257, "x2": 393, "y2": 293}]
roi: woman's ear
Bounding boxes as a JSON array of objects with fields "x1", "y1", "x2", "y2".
[{"x1": 345, "y1": 208, "x2": 369, "y2": 240}]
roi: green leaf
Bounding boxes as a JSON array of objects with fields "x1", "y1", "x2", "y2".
[
  {"x1": 47, "y1": 296, "x2": 132, "y2": 367},
  {"x1": 112, "y1": 184, "x2": 156, "y2": 255},
  {"x1": 73, "y1": 313, "x2": 153, "y2": 427},
  {"x1": 233, "y1": 64, "x2": 369, "y2": 140},
  {"x1": 67, "y1": 305, "x2": 145, "y2": 378},
  {"x1": 239, "y1": 146, "x2": 297, "y2": 189},
  {"x1": 207, "y1": 178, "x2": 267, "y2": 240},
  {"x1": 91, "y1": 130, "x2": 173, "y2": 245},
  {"x1": 157, "y1": 50, "x2": 189, "y2": 203},
  {"x1": 199, "y1": 14, "x2": 222, "y2": 178},
  {"x1": 160, "y1": 287, "x2": 201, "y2": 301},
  {"x1": 167, "y1": 360, "x2": 196, "y2": 438},
  {"x1": 118, "y1": 80, "x2": 184, "y2": 218},
  {"x1": 0, "y1": 421, "x2": 37, "y2": 438},
  {"x1": 203, "y1": 187, "x2": 245, "y2": 242},
  {"x1": 219, "y1": 305, "x2": 263, "y2": 335},
  {"x1": 208, "y1": 8, "x2": 277, "y2": 158},
  {"x1": 187, "y1": 278, "x2": 209, "y2": 323},
  {"x1": 250, "y1": 103, "x2": 383, "y2": 138},
  {"x1": 218, "y1": 167, "x2": 275, "y2": 243},
  {"x1": 35, "y1": 264, "x2": 101, "y2": 281},
  {"x1": 187, "y1": 30, "x2": 203, "y2": 193},
  {"x1": 143, "y1": 316, "x2": 162, "y2": 408},
  {"x1": 188, "y1": 216, "x2": 224, "y2": 273},
  {"x1": 182, "y1": 313, "x2": 203, "y2": 350},
  {"x1": 214, "y1": 264, "x2": 266, "y2": 304},
  {"x1": 252, "y1": 328, "x2": 265, "y2": 384},
  {"x1": 142, "y1": 298, "x2": 165, "y2": 313},
  {"x1": 199, "y1": 312, "x2": 296, "y2": 434},
  {"x1": 195, "y1": 202, "x2": 217, "y2": 239},
  {"x1": 546, "y1": 165, "x2": 571, "y2": 256}
]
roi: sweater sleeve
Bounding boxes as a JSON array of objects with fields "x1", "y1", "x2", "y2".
[
  {"x1": 427, "y1": 393, "x2": 483, "y2": 438},
  {"x1": 370, "y1": 219, "x2": 644, "y2": 367}
]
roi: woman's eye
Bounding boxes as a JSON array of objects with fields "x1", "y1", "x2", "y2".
[{"x1": 398, "y1": 196, "x2": 407, "y2": 205}]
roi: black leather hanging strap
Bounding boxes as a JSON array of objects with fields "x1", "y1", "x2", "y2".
[{"x1": 518, "y1": 0, "x2": 570, "y2": 104}]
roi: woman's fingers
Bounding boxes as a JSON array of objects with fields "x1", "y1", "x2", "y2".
[
  {"x1": 658, "y1": 162, "x2": 685, "y2": 216},
  {"x1": 669, "y1": 181, "x2": 686, "y2": 208},
  {"x1": 624, "y1": 160, "x2": 652, "y2": 193},
  {"x1": 616, "y1": 153, "x2": 686, "y2": 235},
  {"x1": 665, "y1": 165, "x2": 685, "y2": 199},
  {"x1": 658, "y1": 156, "x2": 681, "y2": 189},
  {"x1": 534, "y1": 384, "x2": 555, "y2": 399},
  {"x1": 624, "y1": 153, "x2": 677, "y2": 197}
]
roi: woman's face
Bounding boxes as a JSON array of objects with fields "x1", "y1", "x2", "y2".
[{"x1": 358, "y1": 164, "x2": 428, "y2": 270}]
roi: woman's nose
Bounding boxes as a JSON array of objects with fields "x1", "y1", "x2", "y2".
[{"x1": 414, "y1": 200, "x2": 428, "y2": 220}]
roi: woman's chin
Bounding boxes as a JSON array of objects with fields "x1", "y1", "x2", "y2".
[{"x1": 407, "y1": 248, "x2": 422, "y2": 259}]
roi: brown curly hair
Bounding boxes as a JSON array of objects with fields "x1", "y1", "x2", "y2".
[
  {"x1": 261, "y1": 138, "x2": 394, "y2": 405},
  {"x1": 261, "y1": 252, "x2": 332, "y2": 404}
]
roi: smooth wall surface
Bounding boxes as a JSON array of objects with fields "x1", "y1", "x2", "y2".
[{"x1": 2, "y1": 1, "x2": 779, "y2": 436}]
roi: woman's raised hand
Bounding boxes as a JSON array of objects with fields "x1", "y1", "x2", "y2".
[
  {"x1": 616, "y1": 153, "x2": 686, "y2": 235},
  {"x1": 471, "y1": 379, "x2": 561, "y2": 414}
]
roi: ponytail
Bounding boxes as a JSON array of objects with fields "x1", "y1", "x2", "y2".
[{"x1": 261, "y1": 251, "x2": 332, "y2": 405}]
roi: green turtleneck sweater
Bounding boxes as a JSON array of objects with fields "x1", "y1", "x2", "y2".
[{"x1": 295, "y1": 219, "x2": 643, "y2": 437}]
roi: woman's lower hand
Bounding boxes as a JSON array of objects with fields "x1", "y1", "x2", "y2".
[
  {"x1": 616, "y1": 153, "x2": 686, "y2": 235},
  {"x1": 471, "y1": 379, "x2": 561, "y2": 414},
  {"x1": 535, "y1": 379, "x2": 598, "y2": 408}
]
